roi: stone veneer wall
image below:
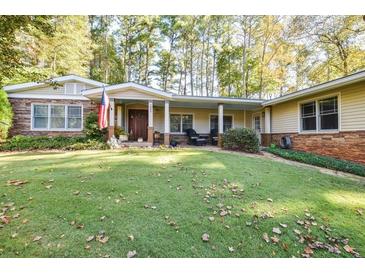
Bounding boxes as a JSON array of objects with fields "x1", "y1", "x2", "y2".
[
  {"x1": 8, "y1": 98, "x2": 98, "y2": 137},
  {"x1": 261, "y1": 131, "x2": 365, "y2": 164}
]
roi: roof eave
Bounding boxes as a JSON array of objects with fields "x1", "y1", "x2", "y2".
[
  {"x1": 263, "y1": 71, "x2": 365, "y2": 106},
  {"x1": 3, "y1": 75, "x2": 105, "y2": 93}
]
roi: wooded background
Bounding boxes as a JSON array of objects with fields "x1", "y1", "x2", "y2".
[{"x1": 1, "y1": 15, "x2": 365, "y2": 99}]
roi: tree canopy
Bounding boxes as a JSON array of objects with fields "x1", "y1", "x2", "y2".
[{"x1": 1, "y1": 15, "x2": 365, "y2": 99}]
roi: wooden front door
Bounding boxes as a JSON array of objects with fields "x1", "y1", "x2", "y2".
[{"x1": 128, "y1": 109, "x2": 148, "y2": 141}]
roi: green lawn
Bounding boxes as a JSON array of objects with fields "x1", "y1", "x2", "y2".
[{"x1": 0, "y1": 149, "x2": 364, "y2": 258}]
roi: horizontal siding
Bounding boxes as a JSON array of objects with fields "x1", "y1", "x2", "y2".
[
  {"x1": 271, "y1": 101, "x2": 298, "y2": 133},
  {"x1": 341, "y1": 83, "x2": 365, "y2": 131},
  {"x1": 270, "y1": 81, "x2": 365, "y2": 133},
  {"x1": 21, "y1": 86, "x2": 65, "y2": 95},
  {"x1": 17, "y1": 83, "x2": 95, "y2": 96},
  {"x1": 111, "y1": 89, "x2": 160, "y2": 100}
]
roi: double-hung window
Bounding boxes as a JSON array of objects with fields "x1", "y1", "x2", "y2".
[
  {"x1": 33, "y1": 105, "x2": 49, "y2": 129},
  {"x1": 319, "y1": 97, "x2": 338, "y2": 130},
  {"x1": 32, "y1": 104, "x2": 82, "y2": 130},
  {"x1": 301, "y1": 101, "x2": 316, "y2": 131},
  {"x1": 170, "y1": 114, "x2": 193, "y2": 133},
  {"x1": 210, "y1": 115, "x2": 233, "y2": 132},
  {"x1": 300, "y1": 96, "x2": 338, "y2": 132}
]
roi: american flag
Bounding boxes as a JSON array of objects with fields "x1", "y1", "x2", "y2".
[{"x1": 98, "y1": 87, "x2": 109, "y2": 129}]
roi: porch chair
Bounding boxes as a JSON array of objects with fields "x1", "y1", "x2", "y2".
[
  {"x1": 185, "y1": 128, "x2": 208, "y2": 146},
  {"x1": 210, "y1": 128, "x2": 219, "y2": 145}
]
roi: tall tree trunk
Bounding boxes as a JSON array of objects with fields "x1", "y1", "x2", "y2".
[
  {"x1": 189, "y1": 44, "x2": 194, "y2": 95},
  {"x1": 211, "y1": 48, "x2": 216, "y2": 96}
]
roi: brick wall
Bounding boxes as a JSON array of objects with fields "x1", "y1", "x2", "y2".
[
  {"x1": 9, "y1": 98, "x2": 98, "y2": 137},
  {"x1": 261, "y1": 131, "x2": 365, "y2": 164}
]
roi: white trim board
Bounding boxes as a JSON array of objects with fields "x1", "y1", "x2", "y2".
[
  {"x1": 7, "y1": 93, "x2": 90, "y2": 101},
  {"x1": 4, "y1": 75, "x2": 105, "y2": 92},
  {"x1": 263, "y1": 70, "x2": 365, "y2": 106}
]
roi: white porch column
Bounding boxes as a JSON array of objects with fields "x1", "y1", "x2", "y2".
[
  {"x1": 108, "y1": 98, "x2": 115, "y2": 139},
  {"x1": 117, "y1": 105, "x2": 122, "y2": 127},
  {"x1": 263, "y1": 106, "x2": 272, "y2": 146},
  {"x1": 148, "y1": 100, "x2": 153, "y2": 127},
  {"x1": 164, "y1": 100, "x2": 170, "y2": 145},
  {"x1": 147, "y1": 100, "x2": 154, "y2": 143},
  {"x1": 218, "y1": 103, "x2": 224, "y2": 147},
  {"x1": 264, "y1": 107, "x2": 271, "y2": 134}
]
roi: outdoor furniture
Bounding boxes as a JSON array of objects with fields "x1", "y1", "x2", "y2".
[
  {"x1": 210, "y1": 128, "x2": 218, "y2": 145},
  {"x1": 153, "y1": 131, "x2": 161, "y2": 145},
  {"x1": 185, "y1": 128, "x2": 208, "y2": 146}
]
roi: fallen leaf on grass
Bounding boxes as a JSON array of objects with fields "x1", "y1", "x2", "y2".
[
  {"x1": 97, "y1": 236, "x2": 109, "y2": 244},
  {"x1": 73, "y1": 191, "x2": 80, "y2": 196},
  {"x1": 279, "y1": 223, "x2": 287, "y2": 228},
  {"x1": 7, "y1": 179, "x2": 28, "y2": 186},
  {"x1": 45, "y1": 185, "x2": 52, "y2": 189},
  {"x1": 127, "y1": 250, "x2": 137, "y2": 258},
  {"x1": 33, "y1": 236, "x2": 42, "y2": 242},
  {"x1": 84, "y1": 245, "x2": 91, "y2": 250},
  {"x1": 0, "y1": 215, "x2": 10, "y2": 224},
  {"x1": 76, "y1": 223, "x2": 84, "y2": 229},
  {"x1": 86, "y1": 235, "x2": 95, "y2": 242},
  {"x1": 228, "y1": 246, "x2": 235, "y2": 252},
  {"x1": 272, "y1": 227, "x2": 282, "y2": 234},
  {"x1": 262, "y1": 233, "x2": 270, "y2": 243},
  {"x1": 304, "y1": 246, "x2": 314, "y2": 255},
  {"x1": 356, "y1": 208, "x2": 363, "y2": 216},
  {"x1": 128, "y1": 235, "x2": 134, "y2": 241},
  {"x1": 282, "y1": 243, "x2": 289, "y2": 251},
  {"x1": 201, "y1": 233, "x2": 209, "y2": 242},
  {"x1": 100, "y1": 216, "x2": 106, "y2": 221},
  {"x1": 267, "y1": 198, "x2": 273, "y2": 202},
  {"x1": 293, "y1": 229, "x2": 302, "y2": 235},
  {"x1": 220, "y1": 210, "x2": 228, "y2": 217},
  {"x1": 271, "y1": 236, "x2": 280, "y2": 244}
]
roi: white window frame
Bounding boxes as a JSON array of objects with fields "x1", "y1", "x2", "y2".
[
  {"x1": 209, "y1": 113, "x2": 234, "y2": 132},
  {"x1": 31, "y1": 103, "x2": 83, "y2": 131},
  {"x1": 64, "y1": 83, "x2": 86, "y2": 95},
  {"x1": 297, "y1": 92, "x2": 341, "y2": 134},
  {"x1": 170, "y1": 112, "x2": 194, "y2": 134},
  {"x1": 251, "y1": 112, "x2": 262, "y2": 132}
]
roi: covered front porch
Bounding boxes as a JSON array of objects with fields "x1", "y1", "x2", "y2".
[{"x1": 82, "y1": 83, "x2": 264, "y2": 146}]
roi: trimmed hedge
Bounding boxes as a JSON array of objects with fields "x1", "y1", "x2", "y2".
[
  {"x1": 223, "y1": 128, "x2": 259, "y2": 153},
  {"x1": 266, "y1": 145, "x2": 365, "y2": 177},
  {"x1": 0, "y1": 135, "x2": 109, "y2": 151}
]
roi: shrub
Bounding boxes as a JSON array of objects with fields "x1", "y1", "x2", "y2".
[
  {"x1": 114, "y1": 126, "x2": 128, "y2": 138},
  {"x1": 222, "y1": 128, "x2": 259, "y2": 153},
  {"x1": 0, "y1": 89, "x2": 13, "y2": 141},
  {"x1": 265, "y1": 146, "x2": 365, "y2": 177},
  {"x1": 84, "y1": 112, "x2": 106, "y2": 141},
  {"x1": 0, "y1": 135, "x2": 108, "y2": 151},
  {"x1": 65, "y1": 139, "x2": 109, "y2": 150}
]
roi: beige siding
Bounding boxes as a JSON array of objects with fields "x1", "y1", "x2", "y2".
[
  {"x1": 19, "y1": 82, "x2": 95, "y2": 96},
  {"x1": 271, "y1": 101, "x2": 298, "y2": 133},
  {"x1": 341, "y1": 83, "x2": 365, "y2": 131},
  {"x1": 111, "y1": 88, "x2": 161, "y2": 100},
  {"x1": 270, "y1": 81, "x2": 365, "y2": 133},
  {"x1": 245, "y1": 111, "x2": 253, "y2": 129}
]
